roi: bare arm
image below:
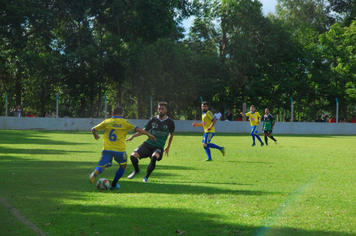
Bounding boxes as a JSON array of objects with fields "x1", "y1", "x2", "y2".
[
  {"x1": 192, "y1": 122, "x2": 204, "y2": 127},
  {"x1": 92, "y1": 128, "x2": 100, "y2": 140},
  {"x1": 126, "y1": 127, "x2": 156, "y2": 142},
  {"x1": 164, "y1": 133, "x2": 174, "y2": 156}
]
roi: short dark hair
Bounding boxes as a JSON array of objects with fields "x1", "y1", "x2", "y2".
[
  {"x1": 113, "y1": 106, "x2": 123, "y2": 115},
  {"x1": 202, "y1": 101, "x2": 208, "y2": 106},
  {"x1": 158, "y1": 101, "x2": 167, "y2": 108}
]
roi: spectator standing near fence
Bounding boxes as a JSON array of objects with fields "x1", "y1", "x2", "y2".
[
  {"x1": 26, "y1": 111, "x2": 34, "y2": 117},
  {"x1": 10, "y1": 105, "x2": 22, "y2": 117},
  {"x1": 214, "y1": 110, "x2": 222, "y2": 121},
  {"x1": 44, "y1": 112, "x2": 52, "y2": 118},
  {"x1": 225, "y1": 109, "x2": 233, "y2": 121},
  {"x1": 329, "y1": 116, "x2": 336, "y2": 123}
]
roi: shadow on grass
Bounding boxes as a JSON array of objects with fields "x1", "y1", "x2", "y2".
[
  {"x1": 174, "y1": 132, "x2": 355, "y2": 138},
  {"x1": 1, "y1": 157, "x2": 352, "y2": 236},
  {"x1": 0, "y1": 130, "x2": 90, "y2": 145},
  {"x1": 0, "y1": 148, "x2": 90, "y2": 155}
]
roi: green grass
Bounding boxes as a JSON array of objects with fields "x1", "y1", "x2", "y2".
[{"x1": 0, "y1": 130, "x2": 355, "y2": 236}]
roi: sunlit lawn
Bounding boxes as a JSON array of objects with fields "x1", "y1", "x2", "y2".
[{"x1": 0, "y1": 130, "x2": 355, "y2": 236}]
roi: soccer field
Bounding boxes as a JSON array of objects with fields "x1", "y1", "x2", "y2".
[{"x1": 0, "y1": 130, "x2": 355, "y2": 236}]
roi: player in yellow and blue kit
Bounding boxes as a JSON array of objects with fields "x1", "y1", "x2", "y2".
[
  {"x1": 192, "y1": 101, "x2": 225, "y2": 161},
  {"x1": 240, "y1": 105, "x2": 264, "y2": 147},
  {"x1": 90, "y1": 106, "x2": 155, "y2": 190}
]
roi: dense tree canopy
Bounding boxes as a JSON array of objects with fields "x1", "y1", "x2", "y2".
[{"x1": 1, "y1": 0, "x2": 355, "y2": 121}]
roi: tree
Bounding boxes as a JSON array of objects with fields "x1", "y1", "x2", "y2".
[{"x1": 317, "y1": 21, "x2": 356, "y2": 119}]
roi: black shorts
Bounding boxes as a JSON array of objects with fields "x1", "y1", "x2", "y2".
[
  {"x1": 134, "y1": 142, "x2": 163, "y2": 161},
  {"x1": 264, "y1": 130, "x2": 273, "y2": 135}
]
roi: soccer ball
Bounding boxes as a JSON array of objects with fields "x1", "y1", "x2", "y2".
[{"x1": 96, "y1": 178, "x2": 110, "y2": 190}]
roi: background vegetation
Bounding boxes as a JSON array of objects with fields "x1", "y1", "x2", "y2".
[{"x1": 1, "y1": 0, "x2": 356, "y2": 121}]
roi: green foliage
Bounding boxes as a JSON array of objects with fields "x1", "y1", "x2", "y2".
[{"x1": 0, "y1": 0, "x2": 356, "y2": 120}]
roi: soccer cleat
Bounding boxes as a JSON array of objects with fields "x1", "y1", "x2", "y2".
[
  {"x1": 143, "y1": 177, "x2": 148, "y2": 183},
  {"x1": 251, "y1": 143, "x2": 256, "y2": 147},
  {"x1": 220, "y1": 147, "x2": 225, "y2": 156},
  {"x1": 110, "y1": 184, "x2": 120, "y2": 190},
  {"x1": 203, "y1": 158, "x2": 212, "y2": 162},
  {"x1": 89, "y1": 170, "x2": 99, "y2": 184},
  {"x1": 261, "y1": 143, "x2": 265, "y2": 147},
  {"x1": 127, "y1": 171, "x2": 139, "y2": 179}
]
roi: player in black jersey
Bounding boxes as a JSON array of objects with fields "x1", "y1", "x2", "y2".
[
  {"x1": 262, "y1": 108, "x2": 277, "y2": 145},
  {"x1": 126, "y1": 101, "x2": 175, "y2": 182}
]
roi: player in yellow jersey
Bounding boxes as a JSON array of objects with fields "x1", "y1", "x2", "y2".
[
  {"x1": 192, "y1": 101, "x2": 225, "y2": 161},
  {"x1": 89, "y1": 106, "x2": 155, "y2": 190},
  {"x1": 240, "y1": 105, "x2": 264, "y2": 147}
]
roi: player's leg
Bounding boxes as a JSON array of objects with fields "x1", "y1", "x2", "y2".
[
  {"x1": 144, "y1": 148, "x2": 163, "y2": 182},
  {"x1": 110, "y1": 152, "x2": 128, "y2": 190},
  {"x1": 128, "y1": 143, "x2": 150, "y2": 179},
  {"x1": 268, "y1": 133, "x2": 277, "y2": 144},
  {"x1": 203, "y1": 133, "x2": 212, "y2": 161},
  {"x1": 264, "y1": 132, "x2": 268, "y2": 145},
  {"x1": 253, "y1": 126, "x2": 264, "y2": 146},
  {"x1": 250, "y1": 127, "x2": 256, "y2": 146},
  {"x1": 89, "y1": 151, "x2": 112, "y2": 184},
  {"x1": 206, "y1": 133, "x2": 225, "y2": 156},
  {"x1": 128, "y1": 151, "x2": 140, "y2": 179}
]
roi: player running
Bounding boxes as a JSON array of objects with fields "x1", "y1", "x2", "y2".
[
  {"x1": 240, "y1": 105, "x2": 264, "y2": 147},
  {"x1": 192, "y1": 101, "x2": 225, "y2": 161},
  {"x1": 89, "y1": 106, "x2": 155, "y2": 190},
  {"x1": 126, "y1": 101, "x2": 175, "y2": 183},
  {"x1": 262, "y1": 108, "x2": 277, "y2": 145}
]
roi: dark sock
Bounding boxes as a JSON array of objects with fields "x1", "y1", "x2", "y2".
[
  {"x1": 130, "y1": 155, "x2": 140, "y2": 172},
  {"x1": 145, "y1": 156, "x2": 157, "y2": 179},
  {"x1": 269, "y1": 136, "x2": 277, "y2": 141},
  {"x1": 264, "y1": 136, "x2": 268, "y2": 145}
]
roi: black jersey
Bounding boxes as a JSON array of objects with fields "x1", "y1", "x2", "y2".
[
  {"x1": 262, "y1": 114, "x2": 274, "y2": 131},
  {"x1": 144, "y1": 116, "x2": 175, "y2": 148}
]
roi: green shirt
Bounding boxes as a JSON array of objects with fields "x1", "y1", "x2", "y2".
[
  {"x1": 144, "y1": 116, "x2": 175, "y2": 148},
  {"x1": 262, "y1": 114, "x2": 275, "y2": 131}
]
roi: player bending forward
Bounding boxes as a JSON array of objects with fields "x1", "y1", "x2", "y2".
[
  {"x1": 126, "y1": 101, "x2": 175, "y2": 183},
  {"x1": 89, "y1": 106, "x2": 155, "y2": 190}
]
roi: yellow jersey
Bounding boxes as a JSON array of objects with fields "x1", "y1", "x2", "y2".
[
  {"x1": 202, "y1": 110, "x2": 215, "y2": 133},
  {"x1": 246, "y1": 111, "x2": 261, "y2": 126},
  {"x1": 93, "y1": 116, "x2": 137, "y2": 152}
]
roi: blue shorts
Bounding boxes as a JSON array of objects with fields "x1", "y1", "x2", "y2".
[
  {"x1": 202, "y1": 132, "x2": 215, "y2": 145},
  {"x1": 98, "y1": 150, "x2": 128, "y2": 167},
  {"x1": 250, "y1": 125, "x2": 259, "y2": 135}
]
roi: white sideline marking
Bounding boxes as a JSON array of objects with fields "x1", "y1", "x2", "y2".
[{"x1": 0, "y1": 195, "x2": 46, "y2": 236}]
